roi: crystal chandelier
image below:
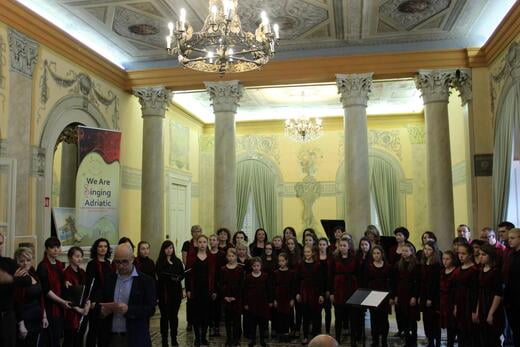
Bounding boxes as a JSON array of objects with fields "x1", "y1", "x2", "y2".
[
  {"x1": 285, "y1": 116, "x2": 323, "y2": 143},
  {"x1": 166, "y1": 0, "x2": 280, "y2": 74}
]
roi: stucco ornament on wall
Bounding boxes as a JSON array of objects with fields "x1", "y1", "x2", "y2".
[
  {"x1": 295, "y1": 147, "x2": 323, "y2": 228},
  {"x1": 7, "y1": 28, "x2": 39, "y2": 78},
  {"x1": 39, "y1": 59, "x2": 120, "y2": 129},
  {"x1": 236, "y1": 135, "x2": 280, "y2": 163},
  {"x1": 491, "y1": 41, "x2": 520, "y2": 114}
]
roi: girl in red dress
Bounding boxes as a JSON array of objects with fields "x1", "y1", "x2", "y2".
[
  {"x1": 272, "y1": 236, "x2": 284, "y2": 259},
  {"x1": 453, "y1": 243, "x2": 479, "y2": 347},
  {"x1": 186, "y1": 235, "x2": 217, "y2": 347},
  {"x1": 439, "y1": 250, "x2": 459, "y2": 347},
  {"x1": 476, "y1": 244, "x2": 504, "y2": 347},
  {"x1": 273, "y1": 252, "x2": 296, "y2": 342},
  {"x1": 63, "y1": 247, "x2": 90, "y2": 347},
  {"x1": 419, "y1": 241, "x2": 441, "y2": 347},
  {"x1": 209, "y1": 234, "x2": 224, "y2": 337},
  {"x1": 285, "y1": 236, "x2": 303, "y2": 338},
  {"x1": 329, "y1": 236, "x2": 362, "y2": 346},
  {"x1": 318, "y1": 237, "x2": 332, "y2": 335},
  {"x1": 367, "y1": 245, "x2": 391, "y2": 347},
  {"x1": 296, "y1": 245, "x2": 325, "y2": 344},
  {"x1": 393, "y1": 242, "x2": 420, "y2": 347},
  {"x1": 356, "y1": 237, "x2": 372, "y2": 288},
  {"x1": 182, "y1": 225, "x2": 203, "y2": 332},
  {"x1": 244, "y1": 257, "x2": 272, "y2": 347},
  {"x1": 218, "y1": 248, "x2": 244, "y2": 347}
]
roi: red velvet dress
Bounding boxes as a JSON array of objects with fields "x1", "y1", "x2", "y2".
[
  {"x1": 218, "y1": 265, "x2": 244, "y2": 315},
  {"x1": 63, "y1": 266, "x2": 87, "y2": 331},
  {"x1": 419, "y1": 263, "x2": 441, "y2": 311},
  {"x1": 329, "y1": 256, "x2": 358, "y2": 305},
  {"x1": 366, "y1": 263, "x2": 392, "y2": 313},
  {"x1": 439, "y1": 267, "x2": 459, "y2": 328},
  {"x1": 453, "y1": 264, "x2": 479, "y2": 332},
  {"x1": 297, "y1": 261, "x2": 324, "y2": 312},
  {"x1": 393, "y1": 263, "x2": 420, "y2": 321},
  {"x1": 478, "y1": 267, "x2": 504, "y2": 334},
  {"x1": 273, "y1": 269, "x2": 296, "y2": 315},
  {"x1": 244, "y1": 273, "x2": 272, "y2": 319}
]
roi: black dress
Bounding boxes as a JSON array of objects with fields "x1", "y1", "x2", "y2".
[
  {"x1": 16, "y1": 277, "x2": 43, "y2": 347},
  {"x1": 190, "y1": 257, "x2": 211, "y2": 325}
]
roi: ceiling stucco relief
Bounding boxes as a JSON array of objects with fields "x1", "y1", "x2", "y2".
[
  {"x1": 112, "y1": 6, "x2": 165, "y2": 48},
  {"x1": 379, "y1": 0, "x2": 452, "y2": 31}
]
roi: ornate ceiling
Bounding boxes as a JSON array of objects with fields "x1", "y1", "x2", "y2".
[
  {"x1": 17, "y1": 0, "x2": 515, "y2": 70},
  {"x1": 172, "y1": 79, "x2": 424, "y2": 123}
]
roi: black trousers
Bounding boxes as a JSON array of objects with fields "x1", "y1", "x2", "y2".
[
  {"x1": 0, "y1": 310, "x2": 16, "y2": 347},
  {"x1": 159, "y1": 300, "x2": 181, "y2": 343},
  {"x1": 301, "y1": 304, "x2": 320, "y2": 339},
  {"x1": 334, "y1": 304, "x2": 362, "y2": 344},
  {"x1": 422, "y1": 307, "x2": 440, "y2": 346},
  {"x1": 369, "y1": 308, "x2": 389, "y2": 343},
  {"x1": 63, "y1": 328, "x2": 85, "y2": 347},
  {"x1": 507, "y1": 308, "x2": 520, "y2": 347},
  {"x1": 40, "y1": 316, "x2": 63, "y2": 347},
  {"x1": 209, "y1": 298, "x2": 221, "y2": 330},
  {"x1": 85, "y1": 309, "x2": 101, "y2": 347},
  {"x1": 248, "y1": 313, "x2": 267, "y2": 344},
  {"x1": 224, "y1": 308, "x2": 241, "y2": 344},
  {"x1": 275, "y1": 312, "x2": 290, "y2": 335},
  {"x1": 321, "y1": 298, "x2": 332, "y2": 334}
]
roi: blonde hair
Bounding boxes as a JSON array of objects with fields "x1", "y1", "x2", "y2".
[
  {"x1": 14, "y1": 247, "x2": 33, "y2": 261},
  {"x1": 235, "y1": 241, "x2": 250, "y2": 258}
]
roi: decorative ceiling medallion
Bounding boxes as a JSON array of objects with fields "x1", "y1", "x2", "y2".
[
  {"x1": 398, "y1": 0, "x2": 431, "y2": 14},
  {"x1": 128, "y1": 24, "x2": 159, "y2": 35}
]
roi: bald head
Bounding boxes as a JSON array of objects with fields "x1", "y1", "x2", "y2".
[
  {"x1": 113, "y1": 244, "x2": 134, "y2": 275},
  {"x1": 308, "y1": 334, "x2": 339, "y2": 347}
]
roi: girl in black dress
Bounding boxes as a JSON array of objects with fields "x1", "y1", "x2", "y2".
[
  {"x1": 14, "y1": 247, "x2": 48, "y2": 347},
  {"x1": 209, "y1": 234, "x2": 224, "y2": 337},
  {"x1": 186, "y1": 235, "x2": 217, "y2": 347},
  {"x1": 217, "y1": 228, "x2": 233, "y2": 253},
  {"x1": 85, "y1": 238, "x2": 113, "y2": 347},
  {"x1": 232, "y1": 231, "x2": 248, "y2": 247},
  {"x1": 135, "y1": 241, "x2": 156, "y2": 279},
  {"x1": 367, "y1": 245, "x2": 391, "y2": 347},
  {"x1": 318, "y1": 237, "x2": 332, "y2": 334},
  {"x1": 419, "y1": 241, "x2": 441, "y2": 347},
  {"x1": 249, "y1": 228, "x2": 268, "y2": 258},
  {"x1": 156, "y1": 240, "x2": 184, "y2": 347}
]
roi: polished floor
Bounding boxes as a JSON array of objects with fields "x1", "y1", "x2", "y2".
[{"x1": 149, "y1": 300, "x2": 432, "y2": 346}]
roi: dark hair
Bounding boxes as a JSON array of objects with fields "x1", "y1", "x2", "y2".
[
  {"x1": 393, "y1": 227, "x2": 410, "y2": 240},
  {"x1": 137, "y1": 241, "x2": 150, "y2": 257},
  {"x1": 452, "y1": 236, "x2": 469, "y2": 245},
  {"x1": 278, "y1": 252, "x2": 288, "y2": 262},
  {"x1": 370, "y1": 245, "x2": 386, "y2": 262},
  {"x1": 471, "y1": 239, "x2": 485, "y2": 247},
  {"x1": 358, "y1": 237, "x2": 372, "y2": 254},
  {"x1": 479, "y1": 243, "x2": 498, "y2": 267},
  {"x1": 90, "y1": 238, "x2": 112, "y2": 260},
  {"x1": 67, "y1": 246, "x2": 83, "y2": 258},
  {"x1": 498, "y1": 221, "x2": 515, "y2": 230},
  {"x1": 483, "y1": 227, "x2": 496, "y2": 238},
  {"x1": 156, "y1": 240, "x2": 177, "y2": 265},
  {"x1": 118, "y1": 237, "x2": 135, "y2": 250},
  {"x1": 44, "y1": 237, "x2": 61, "y2": 249},
  {"x1": 250, "y1": 256, "x2": 263, "y2": 266},
  {"x1": 252, "y1": 228, "x2": 269, "y2": 245},
  {"x1": 232, "y1": 231, "x2": 248, "y2": 245},
  {"x1": 442, "y1": 250, "x2": 457, "y2": 265},
  {"x1": 217, "y1": 228, "x2": 231, "y2": 242},
  {"x1": 458, "y1": 224, "x2": 471, "y2": 232},
  {"x1": 302, "y1": 228, "x2": 318, "y2": 246},
  {"x1": 285, "y1": 236, "x2": 302, "y2": 266},
  {"x1": 457, "y1": 242, "x2": 474, "y2": 261},
  {"x1": 421, "y1": 231, "x2": 437, "y2": 245},
  {"x1": 282, "y1": 226, "x2": 297, "y2": 243},
  {"x1": 335, "y1": 236, "x2": 355, "y2": 259},
  {"x1": 422, "y1": 241, "x2": 440, "y2": 265}
]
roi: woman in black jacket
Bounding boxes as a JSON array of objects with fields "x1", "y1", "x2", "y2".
[{"x1": 156, "y1": 240, "x2": 185, "y2": 347}]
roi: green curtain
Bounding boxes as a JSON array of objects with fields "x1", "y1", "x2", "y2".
[
  {"x1": 236, "y1": 160, "x2": 277, "y2": 239},
  {"x1": 492, "y1": 83, "x2": 519, "y2": 227},
  {"x1": 369, "y1": 156, "x2": 402, "y2": 236}
]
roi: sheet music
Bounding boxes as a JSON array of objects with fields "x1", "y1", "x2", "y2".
[{"x1": 361, "y1": 291, "x2": 388, "y2": 307}]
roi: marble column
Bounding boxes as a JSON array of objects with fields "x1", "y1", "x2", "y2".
[
  {"x1": 204, "y1": 80, "x2": 243, "y2": 232},
  {"x1": 336, "y1": 73, "x2": 373, "y2": 240},
  {"x1": 133, "y1": 87, "x2": 170, "y2": 257},
  {"x1": 59, "y1": 142, "x2": 77, "y2": 207},
  {"x1": 415, "y1": 70, "x2": 459, "y2": 250},
  {"x1": 7, "y1": 29, "x2": 39, "y2": 237}
]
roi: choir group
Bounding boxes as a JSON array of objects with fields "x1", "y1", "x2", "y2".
[{"x1": 0, "y1": 221, "x2": 519, "y2": 347}]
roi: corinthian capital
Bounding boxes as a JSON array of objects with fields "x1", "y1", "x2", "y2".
[
  {"x1": 415, "y1": 70, "x2": 454, "y2": 104},
  {"x1": 451, "y1": 69, "x2": 472, "y2": 106},
  {"x1": 336, "y1": 73, "x2": 373, "y2": 108},
  {"x1": 204, "y1": 80, "x2": 243, "y2": 113},
  {"x1": 133, "y1": 86, "x2": 170, "y2": 117}
]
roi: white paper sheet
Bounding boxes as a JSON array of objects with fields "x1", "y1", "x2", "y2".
[{"x1": 360, "y1": 291, "x2": 389, "y2": 307}]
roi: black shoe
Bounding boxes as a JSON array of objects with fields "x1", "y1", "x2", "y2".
[{"x1": 171, "y1": 339, "x2": 179, "y2": 347}]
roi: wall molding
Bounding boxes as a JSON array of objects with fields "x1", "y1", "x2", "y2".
[{"x1": 0, "y1": 139, "x2": 7, "y2": 157}]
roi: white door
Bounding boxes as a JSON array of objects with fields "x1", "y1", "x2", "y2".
[{"x1": 168, "y1": 183, "x2": 189, "y2": 257}]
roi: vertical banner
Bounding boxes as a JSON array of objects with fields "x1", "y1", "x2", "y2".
[{"x1": 75, "y1": 126, "x2": 121, "y2": 247}]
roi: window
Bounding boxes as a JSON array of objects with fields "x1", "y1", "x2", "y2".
[{"x1": 241, "y1": 193, "x2": 259, "y2": 242}]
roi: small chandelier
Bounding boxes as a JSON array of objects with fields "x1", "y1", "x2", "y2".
[
  {"x1": 285, "y1": 116, "x2": 323, "y2": 143},
  {"x1": 166, "y1": 0, "x2": 280, "y2": 74}
]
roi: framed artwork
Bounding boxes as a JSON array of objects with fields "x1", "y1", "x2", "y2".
[{"x1": 474, "y1": 154, "x2": 493, "y2": 176}]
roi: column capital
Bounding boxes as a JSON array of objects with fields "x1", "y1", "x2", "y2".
[
  {"x1": 452, "y1": 68, "x2": 472, "y2": 106},
  {"x1": 132, "y1": 86, "x2": 170, "y2": 118},
  {"x1": 416, "y1": 69, "x2": 472, "y2": 105},
  {"x1": 204, "y1": 80, "x2": 244, "y2": 113},
  {"x1": 336, "y1": 73, "x2": 373, "y2": 108}
]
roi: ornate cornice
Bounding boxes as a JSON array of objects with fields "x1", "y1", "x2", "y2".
[
  {"x1": 336, "y1": 73, "x2": 373, "y2": 108},
  {"x1": 493, "y1": 42, "x2": 520, "y2": 82},
  {"x1": 133, "y1": 86, "x2": 170, "y2": 118},
  {"x1": 7, "y1": 28, "x2": 38, "y2": 78},
  {"x1": 204, "y1": 80, "x2": 244, "y2": 114}
]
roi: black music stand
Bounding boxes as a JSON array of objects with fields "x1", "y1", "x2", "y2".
[
  {"x1": 346, "y1": 289, "x2": 390, "y2": 347},
  {"x1": 320, "y1": 219, "x2": 346, "y2": 244}
]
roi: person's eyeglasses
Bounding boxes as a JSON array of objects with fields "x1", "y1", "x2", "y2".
[{"x1": 113, "y1": 259, "x2": 130, "y2": 265}]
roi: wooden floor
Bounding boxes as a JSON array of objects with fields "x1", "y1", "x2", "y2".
[{"x1": 149, "y1": 300, "x2": 433, "y2": 346}]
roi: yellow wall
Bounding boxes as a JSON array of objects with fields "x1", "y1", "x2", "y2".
[{"x1": 0, "y1": 22, "x2": 8, "y2": 138}]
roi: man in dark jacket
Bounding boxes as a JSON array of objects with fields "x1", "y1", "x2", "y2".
[{"x1": 99, "y1": 243, "x2": 156, "y2": 347}]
